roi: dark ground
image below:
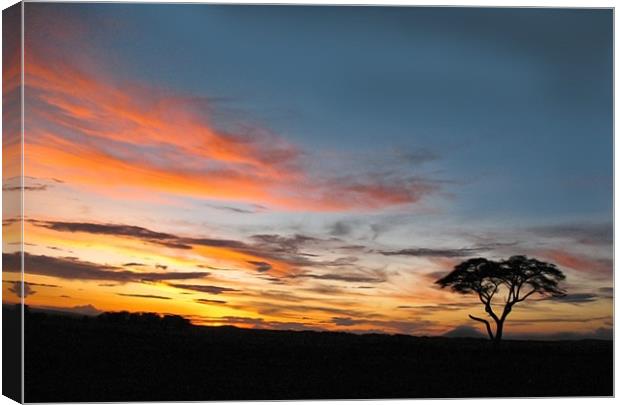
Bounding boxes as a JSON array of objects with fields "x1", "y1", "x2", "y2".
[
  {"x1": 2, "y1": 305, "x2": 21, "y2": 403},
  {"x1": 12, "y1": 306, "x2": 613, "y2": 402}
]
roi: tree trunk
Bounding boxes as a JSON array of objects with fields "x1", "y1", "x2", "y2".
[
  {"x1": 494, "y1": 302, "x2": 513, "y2": 343},
  {"x1": 493, "y1": 319, "x2": 504, "y2": 343}
]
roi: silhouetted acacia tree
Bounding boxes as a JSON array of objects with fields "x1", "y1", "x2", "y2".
[{"x1": 436, "y1": 255, "x2": 566, "y2": 342}]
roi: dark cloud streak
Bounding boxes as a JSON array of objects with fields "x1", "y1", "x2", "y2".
[
  {"x1": 117, "y1": 293, "x2": 172, "y2": 300},
  {"x1": 168, "y1": 283, "x2": 238, "y2": 295},
  {"x1": 195, "y1": 298, "x2": 227, "y2": 305},
  {"x1": 3, "y1": 252, "x2": 210, "y2": 283},
  {"x1": 529, "y1": 223, "x2": 613, "y2": 246},
  {"x1": 380, "y1": 247, "x2": 486, "y2": 258}
]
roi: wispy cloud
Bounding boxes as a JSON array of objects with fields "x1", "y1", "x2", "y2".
[
  {"x1": 327, "y1": 220, "x2": 355, "y2": 237},
  {"x1": 117, "y1": 293, "x2": 172, "y2": 300},
  {"x1": 379, "y1": 247, "x2": 486, "y2": 258},
  {"x1": 508, "y1": 315, "x2": 611, "y2": 325},
  {"x1": 32, "y1": 220, "x2": 194, "y2": 249},
  {"x1": 529, "y1": 222, "x2": 613, "y2": 246},
  {"x1": 397, "y1": 302, "x2": 479, "y2": 312},
  {"x1": 191, "y1": 315, "x2": 324, "y2": 332},
  {"x1": 247, "y1": 261, "x2": 272, "y2": 273},
  {"x1": 167, "y1": 283, "x2": 238, "y2": 295},
  {"x1": 295, "y1": 270, "x2": 387, "y2": 284},
  {"x1": 3, "y1": 253, "x2": 210, "y2": 283},
  {"x1": 31, "y1": 219, "x2": 366, "y2": 276},
  {"x1": 25, "y1": 44, "x2": 439, "y2": 212},
  {"x1": 195, "y1": 298, "x2": 227, "y2": 305},
  {"x1": 204, "y1": 203, "x2": 266, "y2": 214},
  {"x1": 548, "y1": 293, "x2": 599, "y2": 304},
  {"x1": 538, "y1": 249, "x2": 612, "y2": 278}
]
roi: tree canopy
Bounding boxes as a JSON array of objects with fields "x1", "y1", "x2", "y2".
[{"x1": 436, "y1": 255, "x2": 566, "y2": 342}]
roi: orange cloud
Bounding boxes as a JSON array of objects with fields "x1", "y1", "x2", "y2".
[
  {"x1": 25, "y1": 53, "x2": 301, "y2": 175},
  {"x1": 23, "y1": 44, "x2": 437, "y2": 211},
  {"x1": 538, "y1": 249, "x2": 612, "y2": 277}
]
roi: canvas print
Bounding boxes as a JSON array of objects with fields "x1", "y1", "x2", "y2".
[{"x1": 2, "y1": 3, "x2": 614, "y2": 402}]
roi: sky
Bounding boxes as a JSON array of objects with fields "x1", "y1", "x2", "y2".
[{"x1": 2, "y1": 4, "x2": 613, "y2": 338}]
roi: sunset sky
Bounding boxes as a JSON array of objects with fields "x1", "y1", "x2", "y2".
[{"x1": 3, "y1": 4, "x2": 613, "y2": 338}]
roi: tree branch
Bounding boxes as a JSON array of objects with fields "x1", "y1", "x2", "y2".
[
  {"x1": 469, "y1": 314, "x2": 494, "y2": 340},
  {"x1": 478, "y1": 288, "x2": 500, "y2": 323},
  {"x1": 515, "y1": 281, "x2": 523, "y2": 301},
  {"x1": 515, "y1": 288, "x2": 537, "y2": 303},
  {"x1": 489, "y1": 284, "x2": 499, "y2": 300},
  {"x1": 484, "y1": 298, "x2": 500, "y2": 323},
  {"x1": 506, "y1": 283, "x2": 515, "y2": 303}
]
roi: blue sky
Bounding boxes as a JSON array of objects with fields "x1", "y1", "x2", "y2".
[{"x1": 68, "y1": 4, "x2": 613, "y2": 223}]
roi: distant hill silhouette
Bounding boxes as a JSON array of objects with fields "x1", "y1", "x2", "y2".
[
  {"x1": 10, "y1": 305, "x2": 612, "y2": 401},
  {"x1": 442, "y1": 325, "x2": 486, "y2": 338}
]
